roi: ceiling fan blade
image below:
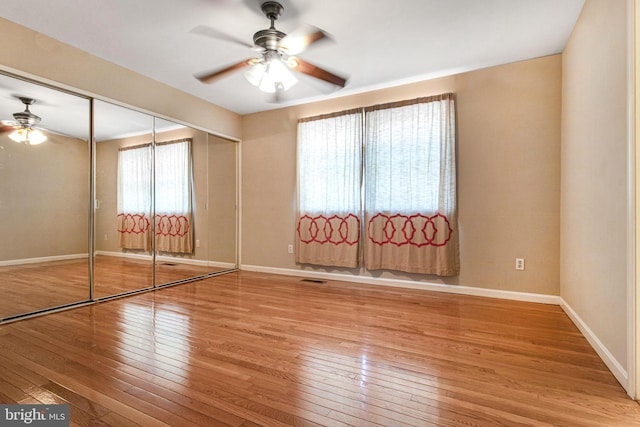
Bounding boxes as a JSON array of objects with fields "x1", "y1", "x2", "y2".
[
  {"x1": 196, "y1": 59, "x2": 257, "y2": 84},
  {"x1": 190, "y1": 25, "x2": 255, "y2": 50},
  {"x1": 289, "y1": 57, "x2": 347, "y2": 88},
  {"x1": 0, "y1": 124, "x2": 15, "y2": 134},
  {"x1": 279, "y1": 25, "x2": 331, "y2": 55}
]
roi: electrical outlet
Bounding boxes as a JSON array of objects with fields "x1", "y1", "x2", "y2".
[
  {"x1": 515, "y1": 258, "x2": 525, "y2": 271},
  {"x1": 196, "y1": 240, "x2": 200, "y2": 248},
  {"x1": 288, "y1": 244, "x2": 294, "y2": 254},
  {"x1": 104, "y1": 234, "x2": 108, "y2": 241}
]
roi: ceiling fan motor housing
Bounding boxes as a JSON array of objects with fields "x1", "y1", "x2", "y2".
[
  {"x1": 254, "y1": 1, "x2": 286, "y2": 51},
  {"x1": 13, "y1": 97, "x2": 41, "y2": 127},
  {"x1": 253, "y1": 28, "x2": 286, "y2": 51}
]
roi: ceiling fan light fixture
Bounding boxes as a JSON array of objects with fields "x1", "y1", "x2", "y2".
[
  {"x1": 244, "y1": 52, "x2": 297, "y2": 93},
  {"x1": 266, "y1": 57, "x2": 297, "y2": 91},
  {"x1": 258, "y1": 58, "x2": 298, "y2": 93},
  {"x1": 9, "y1": 127, "x2": 47, "y2": 145},
  {"x1": 244, "y1": 62, "x2": 267, "y2": 87},
  {"x1": 195, "y1": 1, "x2": 346, "y2": 94}
]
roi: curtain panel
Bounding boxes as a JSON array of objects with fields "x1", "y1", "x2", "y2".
[
  {"x1": 364, "y1": 94, "x2": 459, "y2": 275},
  {"x1": 296, "y1": 110, "x2": 363, "y2": 268}
]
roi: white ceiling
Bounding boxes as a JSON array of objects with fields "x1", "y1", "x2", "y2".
[
  {"x1": 0, "y1": 0, "x2": 584, "y2": 116},
  {"x1": 0, "y1": 73, "x2": 182, "y2": 141}
]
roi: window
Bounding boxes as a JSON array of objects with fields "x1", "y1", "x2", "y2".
[
  {"x1": 296, "y1": 94, "x2": 458, "y2": 276},
  {"x1": 298, "y1": 111, "x2": 362, "y2": 214}
]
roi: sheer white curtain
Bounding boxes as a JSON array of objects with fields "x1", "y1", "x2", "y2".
[
  {"x1": 117, "y1": 144, "x2": 152, "y2": 250},
  {"x1": 364, "y1": 94, "x2": 458, "y2": 275},
  {"x1": 296, "y1": 110, "x2": 363, "y2": 267},
  {"x1": 155, "y1": 139, "x2": 193, "y2": 253}
]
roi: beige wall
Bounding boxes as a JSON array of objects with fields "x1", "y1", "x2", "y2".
[
  {"x1": 242, "y1": 55, "x2": 562, "y2": 295},
  {"x1": 0, "y1": 135, "x2": 89, "y2": 260},
  {"x1": 0, "y1": 18, "x2": 242, "y2": 140},
  {"x1": 561, "y1": 0, "x2": 631, "y2": 376}
]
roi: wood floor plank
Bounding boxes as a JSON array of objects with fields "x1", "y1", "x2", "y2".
[
  {"x1": 0, "y1": 269, "x2": 639, "y2": 425},
  {"x1": 0, "y1": 256, "x2": 228, "y2": 318}
]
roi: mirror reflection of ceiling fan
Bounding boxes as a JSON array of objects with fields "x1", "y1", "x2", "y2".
[
  {"x1": 195, "y1": 0, "x2": 347, "y2": 96},
  {"x1": 0, "y1": 97, "x2": 48, "y2": 145}
]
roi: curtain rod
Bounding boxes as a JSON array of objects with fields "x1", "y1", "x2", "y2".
[
  {"x1": 364, "y1": 93, "x2": 454, "y2": 112},
  {"x1": 298, "y1": 93, "x2": 454, "y2": 123},
  {"x1": 117, "y1": 138, "x2": 192, "y2": 151}
]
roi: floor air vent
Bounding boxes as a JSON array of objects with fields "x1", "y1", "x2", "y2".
[{"x1": 301, "y1": 278, "x2": 327, "y2": 284}]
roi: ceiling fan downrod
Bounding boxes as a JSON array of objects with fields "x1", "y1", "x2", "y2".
[
  {"x1": 261, "y1": 1, "x2": 283, "y2": 26},
  {"x1": 253, "y1": 1, "x2": 286, "y2": 51}
]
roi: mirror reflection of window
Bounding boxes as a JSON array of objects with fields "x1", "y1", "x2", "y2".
[{"x1": 116, "y1": 138, "x2": 195, "y2": 255}]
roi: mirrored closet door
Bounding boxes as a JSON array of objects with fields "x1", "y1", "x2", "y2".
[
  {"x1": 152, "y1": 125, "x2": 239, "y2": 285},
  {"x1": 0, "y1": 74, "x2": 91, "y2": 319},
  {"x1": 207, "y1": 133, "x2": 238, "y2": 270},
  {"x1": 93, "y1": 100, "x2": 155, "y2": 298},
  {"x1": 154, "y1": 118, "x2": 213, "y2": 285}
]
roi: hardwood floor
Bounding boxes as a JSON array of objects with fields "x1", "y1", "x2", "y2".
[
  {"x1": 0, "y1": 270, "x2": 638, "y2": 426},
  {"x1": 0, "y1": 256, "x2": 228, "y2": 319}
]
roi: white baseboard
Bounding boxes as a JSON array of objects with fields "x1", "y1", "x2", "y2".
[
  {"x1": 559, "y1": 298, "x2": 629, "y2": 392},
  {"x1": 96, "y1": 250, "x2": 235, "y2": 269},
  {"x1": 239, "y1": 264, "x2": 561, "y2": 305},
  {"x1": 0, "y1": 253, "x2": 88, "y2": 267},
  {"x1": 95, "y1": 250, "x2": 149, "y2": 261}
]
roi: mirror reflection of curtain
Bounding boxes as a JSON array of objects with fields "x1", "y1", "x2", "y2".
[
  {"x1": 155, "y1": 139, "x2": 194, "y2": 254},
  {"x1": 117, "y1": 144, "x2": 152, "y2": 250},
  {"x1": 116, "y1": 138, "x2": 194, "y2": 254}
]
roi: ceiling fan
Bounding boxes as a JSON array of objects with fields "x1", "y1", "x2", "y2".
[
  {"x1": 0, "y1": 97, "x2": 48, "y2": 145},
  {"x1": 195, "y1": 0, "x2": 347, "y2": 95}
]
